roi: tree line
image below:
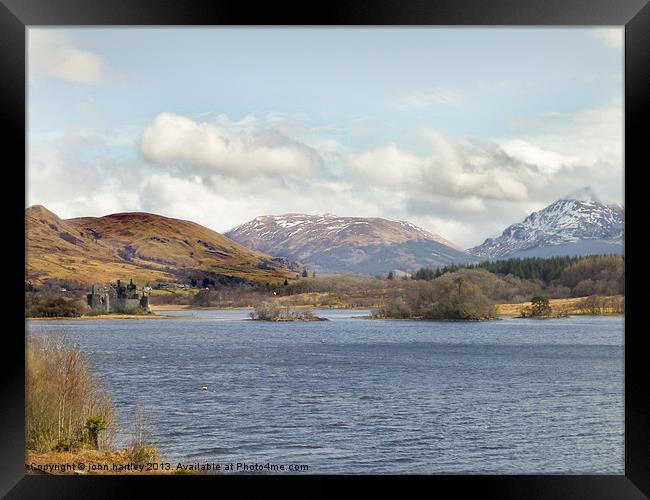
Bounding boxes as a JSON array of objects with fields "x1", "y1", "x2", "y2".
[{"x1": 413, "y1": 255, "x2": 624, "y2": 298}]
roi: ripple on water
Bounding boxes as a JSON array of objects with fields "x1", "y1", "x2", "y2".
[{"x1": 27, "y1": 313, "x2": 624, "y2": 474}]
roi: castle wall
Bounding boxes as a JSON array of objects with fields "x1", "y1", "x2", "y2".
[
  {"x1": 87, "y1": 291, "x2": 110, "y2": 313},
  {"x1": 113, "y1": 298, "x2": 143, "y2": 314},
  {"x1": 87, "y1": 280, "x2": 150, "y2": 314}
]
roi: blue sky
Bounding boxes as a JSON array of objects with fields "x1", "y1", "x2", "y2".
[{"x1": 27, "y1": 27, "x2": 623, "y2": 248}]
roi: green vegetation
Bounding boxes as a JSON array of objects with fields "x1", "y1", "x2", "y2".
[
  {"x1": 413, "y1": 255, "x2": 623, "y2": 300},
  {"x1": 531, "y1": 296, "x2": 552, "y2": 316},
  {"x1": 84, "y1": 415, "x2": 108, "y2": 448},
  {"x1": 418, "y1": 255, "x2": 589, "y2": 283}
]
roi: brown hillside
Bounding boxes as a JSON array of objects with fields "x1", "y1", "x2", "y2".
[{"x1": 26, "y1": 205, "x2": 294, "y2": 286}]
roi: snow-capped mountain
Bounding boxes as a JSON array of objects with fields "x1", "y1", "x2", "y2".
[
  {"x1": 225, "y1": 213, "x2": 473, "y2": 274},
  {"x1": 467, "y1": 188, "x2": 624, "y2": 259}
]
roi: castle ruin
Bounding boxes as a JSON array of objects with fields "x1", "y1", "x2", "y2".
[{"x1": 87, "y1": 279, "x2": 150, "y2": 314}]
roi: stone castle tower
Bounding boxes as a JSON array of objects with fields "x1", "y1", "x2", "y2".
[{"x1": 87, "y1": 279, "x2": 150, "y2": 314}]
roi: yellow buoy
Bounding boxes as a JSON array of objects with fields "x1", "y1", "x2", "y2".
[{"x1": 201, "y1": 386, "x2": 208, "y2": 391}]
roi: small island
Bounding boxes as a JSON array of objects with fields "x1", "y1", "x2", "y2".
[
  {"x1": 370, "y1": 273, "x2": 497, "y2": 321},
  {"x1": 249, "y1": 302, "x2": 328, "y2": 321}
]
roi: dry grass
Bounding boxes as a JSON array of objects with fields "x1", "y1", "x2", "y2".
[
  {"x1": 149, "y1": 304, "x2": 194, "y2": 311},
  {"x1": 26, "y1": 336, "x2": 116, "y2": 452},
  {"x1": 26, "y1": 205, "x2": 295, "y2": 286},
  {"x1": 496, "y1": 295, "x2": 624, "y2": 317}
]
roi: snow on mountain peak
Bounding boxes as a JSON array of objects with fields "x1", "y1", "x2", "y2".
[
  {"x1": 226, "y1": 213, "x2": 464, "y2": 255},
  {"x1": 467, "y1": 193, "x2": 624, "y2": 258},
  {"x1": 225, "y1": 212, "x2": 471, "y2": 274}
]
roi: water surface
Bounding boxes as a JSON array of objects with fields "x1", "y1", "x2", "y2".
[{"x1": 27, "y1": 311, "x2": 624, "y2": 474}]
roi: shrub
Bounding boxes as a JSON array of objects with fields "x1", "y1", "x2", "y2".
[
  {"x1": 250, "y1": 302, "x2": 321, "y2": 321},
  {"x1": 530, "y1": 296, "x2": 552, "y2": 317},
  {"x1": 84, "y1": 415, "x2": 108, "y2": 449},
  {"x1": 576, "y1": 295, "x2": 625, "y2": 315},
  {"x1": 372, "y1": 297, "x2": 412, "y2": 319},
  {"x1": 520, "y1": 296, "x2": 569, "y2": 318},
  {"x1": 26, "y1": 336, "x2": 115, "y2": 452},
  {"x1": 375, "y1": 271, "x2": 496, "y2": 320},
  {"x1": 413, "y1": 268, "x2": 436, "y2": 281},
  {"x1": 250, "y1": 301, "x2": 282, "y2": 320},
  {"x1": 419, "y1": 274, "x2": 496, "y2": 320},
  {"x1": 25, "y1": 292, "x2": 89, "y2": 318}
]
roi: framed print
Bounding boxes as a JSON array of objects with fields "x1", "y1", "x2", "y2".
[{"x1": 3, "y1": 0, "x2": 649, "y2": 497}]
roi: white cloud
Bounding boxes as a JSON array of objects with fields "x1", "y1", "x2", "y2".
[
  {"x1": 340, "y1": 98, "x2": 622, "y2": 246},
  {"x1": 140, "y1": 113, "x2": 323, "y2": 179},
  {"x1": 501, "y1": 97, "x2": 623, "y2": 204},
  {"x1": 347, "y1": 131, "x2": 532, "y2": 203},
  {"x1": 593, "y1": 28, "x2": 624, "y2": 50},
  {"x1": 27, "y1": 144, "x2": 141, "y2": 217},
  {"x1": 28, "y1": 29, "x2": 108, "y2": 84},
  {"x1": 500, "y1": 139, "x2": 579, "y2": 174},
  {"x1": 347, "y1": 144, "x2": 423, "y2": 189},
  {"x1": 132, "y1": 102, "x2": 620, "y2": 246},
  {"x1": 29, "y1": 98, "x2": 623, "y2": 249}
]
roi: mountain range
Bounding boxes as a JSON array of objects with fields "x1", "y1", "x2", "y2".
[
  {"x1": 25, "y1": 188, "x2": 624, "y2": 284},
  {"x1": 467, "y1": 188, "x2": 624, "y2": 259},
  {"x1": 225, "y1": 213, "x2": 473, "y2": 275}
]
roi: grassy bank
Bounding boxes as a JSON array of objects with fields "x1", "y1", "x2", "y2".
[{"x1": 496, "y1": 295, "x2": 624, "y2": 317}]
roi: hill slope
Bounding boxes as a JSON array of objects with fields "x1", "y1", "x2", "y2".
[
  {"x1": 467, "y1": 188, "x2": 624, "y2": 259},
  {"x1": 225, "y1": 213, "x2": 473, "y2": 274},
  {"x1": 26, "y1": 205, "x2": 294, "y2": 285}
]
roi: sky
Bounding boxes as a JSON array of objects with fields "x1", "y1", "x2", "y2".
[{"x1": 27, "y1": 27, "x2": 624, "y2": 248}]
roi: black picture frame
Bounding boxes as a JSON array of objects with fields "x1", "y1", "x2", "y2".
[{"x1": 3, "y1": 0, "x2": 648, "y2": 497}]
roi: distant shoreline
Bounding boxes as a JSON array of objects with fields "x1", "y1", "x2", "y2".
[
  {"x1": 26, "y1": 296, "x2": 624, "y2": 321},
  {"x1": 148, "y1": 304, "x2": 370, "y2": 311},
  {"x1": 25, "y1": 309, "x2": 623, "y2": 323},
  {"x1": 26, "y1": 313, "x2": 179, "y2": 321}
]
